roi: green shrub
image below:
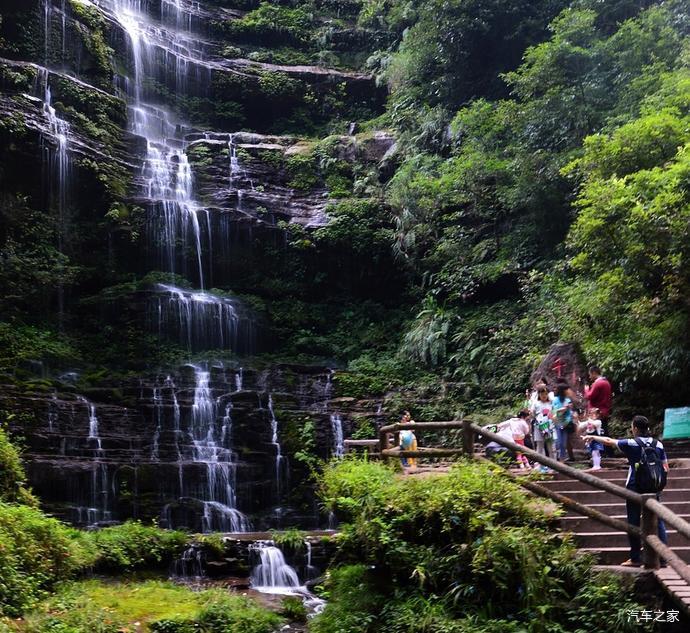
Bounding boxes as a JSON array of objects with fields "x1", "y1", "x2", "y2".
[
  {"x1": 310, "y1": 565, "x2": 385, "y2": 633},
  {"x1": 319, "y1": 458, "x2": 396, "y2": 520},
  {"x1": 0, "y1": 422, "x2": 35, "y2": 505},
  {"x1": 271, "y1": 528, "x2": 306, "y2": 552},
  {"x1": 224, "y1": 2, "x2": 314, "y2": 47},
  {"x1": 286, "y1": 153, "x2": 319, "y2": 190},
  {"x1": 0, "y1": 323, "x2": 80, "y2": 372},
  {"x1": 0, "y1": 503, "x2": 87, "y2": 616},
  {"x1": 151, "y1": 592, "x2": 282, "y2": 633},
  {"x1": 314, "y1": 459, "x2": 648, "y2": 632},
  {"x1": 281, "y1": 595, "x2": 308, "y2": 623},
  {"x1": 84, "y1": 521, "x2": 188, "y2": 572}
]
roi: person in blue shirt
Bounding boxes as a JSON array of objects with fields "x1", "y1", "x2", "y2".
[
  {"x1": 585, "y1": 415, "x2": 669, "y2": 567},
  {"x1": 551, "y1": 383, "x2": 574, "y2": 462}
]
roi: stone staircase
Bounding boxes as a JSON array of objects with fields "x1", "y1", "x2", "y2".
[{"x1": 538, "y1": 465, "x2": 690, "y2": 564}]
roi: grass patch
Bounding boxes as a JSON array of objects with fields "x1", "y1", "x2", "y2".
[{"x1": 16, "y1": 579, "x2": 281, "y2": 632}]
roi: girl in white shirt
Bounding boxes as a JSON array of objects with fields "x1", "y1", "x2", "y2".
[{"x1": 530, "y1": 387, "x2": 554, "y2": 472}]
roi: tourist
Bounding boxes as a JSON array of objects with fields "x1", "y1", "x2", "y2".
[
  {"x1": 578, "y1": 408, "x2": 604, "y2": 470},
  {"x1": 528, "y1": 379, "x2": 553, "y2": 403},
  {"x1": 399, "y1": 411, "x2": 417, "y2": 469},
  {"x1": 551, "y1": 382, "x2": 574, "y2": 461},
  {"x1": 508, "y1": 410, "x2": 531, "y2": 469},
  {"x1": 531, "y1": 386, "x2": 554, "y2": 471},
  {"x1": 482, "y1": 420, "x2": 515, "y2": 462},
  {"x1": 584, "y1": 365, "x2": 613, "y2": 435},
  {"x1": 585, "y1": 415, "x2": 669, "y2": 567}
]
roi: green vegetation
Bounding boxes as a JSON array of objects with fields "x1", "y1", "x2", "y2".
[
  {"x1": 369, "y1": 0, "x2": 690, "y2": 415},
  {"x1": 0, "y1": 422, "x2": 35, "y2": 505},
  {"x1": 0, "y1": 429, "x2": 190, "y2": 619},
  {"x1": 83, "y1": 522, "x2": 188, "y2": 573},
  {"x1": 314, "y1": 459, "x2": 648, "y2": 632},
  {"x1": 0, "y1": 503, "x2": 87, "y2": 616},
  {"x1": 15, "y1": 580, "x2": 280, "y2": 633},
  {"x1": 224, "y1": 2, "x2": 314, "y2": 47},
  {"x1": 0, "y1": 509, "x2": 189, "y2": 617},
  {"x1": 271, "y1": 528, "x2": 307, "y2": 551},
  {"x1": 281, "y1": 595, "x2": 308, "y2": 623}
]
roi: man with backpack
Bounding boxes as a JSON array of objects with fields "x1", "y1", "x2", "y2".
[{"x1": 585, "y1": 415, "x2": 669, "y2": 567}]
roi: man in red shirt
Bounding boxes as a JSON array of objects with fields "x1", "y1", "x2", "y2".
[{"x1": 584, "y1": 365, "x2": 613, "y2": 435}]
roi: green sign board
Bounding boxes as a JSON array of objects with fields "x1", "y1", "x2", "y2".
[{"x1": 662, "y1": 407, "x2": 690, "y2": 440}]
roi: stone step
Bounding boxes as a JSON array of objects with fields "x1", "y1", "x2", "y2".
[
  {"x1": 554, "y1": 489, "x2": 690, "y2": 504},
  {"x1": 566, "y1": 500, "x2": 690, "y2": 517},
  {"x1": 574, "y1": 531, "x2": 688, "y2": 548},
  {"x1": 579, "y1": 546, "x2": 690, "y2": 565},
  {"x1": 539, "y1": 477, "x2": 690, "y2": 491},
  {"x1": 562, "y1": 513, "x2": 690, "y2": 532}
]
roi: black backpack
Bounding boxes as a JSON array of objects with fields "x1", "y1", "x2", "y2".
[{"x1": 634, "y1": 438, "x2": 668, "y2": 493}]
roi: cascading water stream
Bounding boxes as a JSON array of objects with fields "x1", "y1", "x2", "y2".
[
  {"x1": 78, "y1": 395, "x2": 102, "y2": 454},
  {"x1": 72, "y1": 396, "x2": 112, "y2": 526},
  {"x1": 101, "y1": 0, "x2": 211, "y2": 286},
  {"x1": 151, "y1": 283, "x2": 254, "y2": 353},
  {"x1": 330, "y1": 413, "x2": 344, "y2": 458},
  {"x1": 173, "y1": 544, "x2": 206, "y2": 578},
  {"x1": 250, "y1": 542, "x2": 300, "y2": 593},
  {"x1": 250, "y1": 541, "x2": 325, "y2": 614},
  {"x1": 268, "y1": 395, "x2": 287, "y2": 497},
  {"x1": 188, "y1": 365, "x2": 250, "y2": 532},
  {"x1": 151, "y1": 386, "x2": 162, "y2": 460},
  {"x1": 40, "y1": 2, "x2": 73, "y2": 321}
]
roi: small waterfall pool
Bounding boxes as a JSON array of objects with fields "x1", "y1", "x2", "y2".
[
  {"x1": 250, "y1": 542, "x2": 300, "y2": 593},
  {"x1": 249, "y1": 540, "x2": 326, "y2": 613}
]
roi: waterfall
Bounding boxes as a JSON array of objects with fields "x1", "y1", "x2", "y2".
[
  {"x1": 235, "y1": 367, "x2": 243, "y2": 392},
  {"x1": 317, "y1": 371, "x2": 345, "y2": 458},
  {"x1": 78, "y1": 395, "x2": 102, "y2": 454},
  {"x1": 173, "y1": 544, "x2": 206, "y2": 578},
  {"x1": 151, "y1": 386, "x2": 162, "y2": 460},
  {"x1": 39, "y1": 1, "x2": 73, "y2": 319},
  {"x1": 69, "y1": 396, "x2": 112, "y2": 526},
  {"x1": 152, "y1": 283, "x2": 255, "y2": 353},
  {"x1": 188, "y1": 365, "x2": 250, "y2": 532},
  {"x1": 229, "y1": 133, "x2": 240, "y2": 190},
  {"x1": 41, "y1": 77, "x2": 71, "y2": 222},
  {"x1": 250, "y1": 542, "x2": 300, "y2": 593},
  {"x1": 48, "y1": 392, "x2": 59, "y2": 432},
  {"x1": 104, "y1": 0, "x2": 210, "y2": 287},
  {"x1": 305, "y1": 540, "x2": 318, "y2": 580},
  {"x1": 330, "y1": 413, "x2": 344, "y2": 458},
  {"x1": 268, "y1": 395, "x2": 287, "y2": 496}
]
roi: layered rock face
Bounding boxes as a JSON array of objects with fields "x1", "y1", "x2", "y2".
[
  {"x1": 0, "y1": 0, "x2": 392, "y2": 532},
  {"x1": 2, "y1": 364, "x2": 371, "y2": 530}
]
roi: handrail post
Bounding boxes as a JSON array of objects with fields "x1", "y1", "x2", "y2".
[
  {"x1": 379, "y1": 427, "x2": 391, "y2": 462},
  {"x1": 462, "y1": 420, "x2": 474, "y2": 458},
  {"x1": 642, "y1": 494, "x2": 661, "y2": 570}
]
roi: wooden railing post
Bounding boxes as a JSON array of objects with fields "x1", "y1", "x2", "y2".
[
  {"x1": 379, "y1": 427, "x2": 391, "y2": 462},
  {"x1": 642, "y1": 494, "x2": 661, "y2": 570},
  {"x1": 462, "y1": 420, "x2": 474, "y2": 458}
]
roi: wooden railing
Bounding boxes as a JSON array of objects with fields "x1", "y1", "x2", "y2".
[{"x1": 374, "y1": 419, "x2": 690, "y2": 581}]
